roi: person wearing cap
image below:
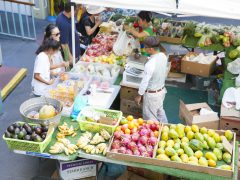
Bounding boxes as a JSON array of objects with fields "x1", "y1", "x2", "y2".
[
  {"x1": 76, "y1": 5, "x2": 105, "y2": 55},
  {"x1": 135, "y1": 36, "x2": 168, "y2": 123}
]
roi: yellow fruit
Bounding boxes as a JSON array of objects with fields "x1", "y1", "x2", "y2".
[
  {"x1": 207, "y1": 137, "x2": 216, "y2": 150},
  {"x1": 174, "y1": 138, "x2": 181, "y2": 144},
  {"x1": 181, "y1": 154, "x2": 189, "y2": 163},
  {"x1": 203, "y1": 134, "x2": 209, "y2": 141},
  {"x1": 177, "y1": 148, "x2": 184, "y2": 156},
  {"x1": 166, "y1": 140, "x2": 175, "y2": 148},
  {"x1": 161, "y1": 132, "x2": 169, "y2": 141},
  {"x1": 205, "y1": 152, "x2": 217, "y2": 161},
  {"x1": 208, "y1": 129, "x2": 215, "y2": 137},
  {"x1": 127, "y1": 115, "x2": 134, "y2": 121},
  {"x1": 157, "y1": 148, "x2": 165, "y2": 155},
  {"x1": 184, "y1": 126, "x2": 192, "y2": 133},
  {"x1": 169, "y1": 129, "x2": 179, "y2": 139},
  {"x1": 176, "y1": 124, "x2": 185, "y2": 138},
  {"x1": 217, "y1": 165, "x2": 232, "y2": 170},
  {"x1": 156, "y1": 154, "x2": 170, "y2": 161},
  {"x1": 187, "y1": 131, "x2": 195, "y2": 140},
  {"x1": 188, "y1": 161, "x2": 198, "y2": 165},
  {"x1": 39, "y1": 105, "x2": 56, "y2": 119},
  {"x1": 181, "y1": 142, "x2": 189, "y2": 148},
  {"x1": 213, "y1": 133, "x2": 221, "y2": 143},
  {"x1": 181, "y1": 137, "x2": 189, "y2": 143},
  {"x1": 191, "y1": 125, "x2": 199, "y2": 133},
  {"x1": 195, "y1": 150, "x2": 203, "y2": 159},
  {"x1": 165, "y1": 147, "x2": 176, "y2": 156},
  {"x1": 170, "y1": 124, "x2": 176, "y2": 130},
  {"x1": 199, "y1": 157, "x2": 208, "y2": 166},
  {"x1": 208, "y1": 159, "x2": 216, "y2": 167},
  {"x1": 189, "y1": 156, "x2": 199, "y2": 163},
  {"x1": 173, "y1": 143, "x2": 181, "y2": 150},
  {"x1": 171, "y1": 155, "x2": 182, "y2": 162},
  {"x1": 223, "y1": 152, "x2": 232, "y2": 164},
  {"x1": 225, "y1": 130, "x2": 233, "y2": 141},
  {"x1": 162, "y1": 126, "x2": 170, "y2": 133},
  {"x1": 200, "y1": 127, "x2": 208, "y2": 134},
  {"x1": 158, "y1": 141, "x2": 167, "y2": 148}
]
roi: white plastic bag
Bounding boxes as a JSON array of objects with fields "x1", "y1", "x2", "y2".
[
  {"x1": 113, "y1": 30, "x2": 132, "y2": 56},
  {"x1": 222, "y1": 87, "x2": 240, "y2": 110},
  {"x1": 227, "y1": 58, "x2": 240, "y2": 74}
]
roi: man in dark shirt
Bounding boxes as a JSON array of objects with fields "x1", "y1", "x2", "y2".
[{"x1": 56, "y1": 2, "x2": 80, "y2": 63}]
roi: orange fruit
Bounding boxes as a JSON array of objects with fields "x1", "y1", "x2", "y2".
[
  {"x1": 127, "y1": 115, "x2": 134, "y2": 121},
  {"x1": 138, "y1": 118, "x2": 144, "y2": 125},
  {"x1": 125, "y1": 129, "x2": 131, "y2": 134},
  {"x1": 128, "y1": 122, "x2": 135, "y2": 130},
  {"x1": 116, "y1": 126, "x2": 122, "y2": 132},
  {"x1": 154, "y1": 131, "x2": 159, "y2": 138}
]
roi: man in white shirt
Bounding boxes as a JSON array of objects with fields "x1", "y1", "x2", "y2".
[{"x1": 135, "y1": 36, "x2": 168, "y2": 123}]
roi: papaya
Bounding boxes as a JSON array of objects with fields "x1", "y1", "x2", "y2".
[
  {"x1": 198, "y1": 157, "x2": 208, "y2": 166},
  {"x1": 191, "y1": 125, "x2": 199, "y2": 133},
  {"x1": 207, "y1": 137, "x2": 216, "y2": 150},
  {"x1": 208, "y1": 129, "x2": 215, "y2": 137},
  {"x1": 216, "y1": 143, "x2": 224, "y2": 150},
  {"x1": 187, "y1": 131, "x2": 195, "y2": 140},
  {"x1": 181, "y1": 137, "x2": 189, "y2": 143},
  {"x1": 217, "y1": 165, "x2": 232, "y2": 170},
  {"x1": 165, "y1": 147, "x2": 176, "y2": 156},
  {"x1": 202, "y1": 141, "x2": 209, "y2": 150},
  {"x1": 170, "y1": 124, "x2": 176, "y2": 130},
  {"x1": 166, "y1": 140, "x2": 175, "y2": 147},
  {"x1": 225, "y1": 130, "x2": 233, "y2": 141},
  {"x1": 183, "y1": 145, "x2": 194, "y2": 157},
  {"x1": 189, "y1": 139, "x2": 203, "y2": 151},
  {"x1": 189, "y1": 156, "x2": 198, "y2": 163},
  {"x1": 213, "y1": 148, "x2": 222, "y2": 160},
  {"x1": 213, "y1": 133, "x2": 221, "y2": 143},
  {"x1": 194, "y1": 150, "x2": 203, "y2": 159},
  {"x1": 157, "y1": 148, "x2": 165, "y2": 155},
  {"x1": 203, "y1": 134, "x2": 209, "y2": 141},
  {"x1": 162, "y1": 125, "x2": 170, "y2": 133},
  {"x1": 169, "y1": 129, "x2": 179, "y2": 139},
  {"x1": 208, "y1": 159, "x2": 216, "y2": 167},
  {"x1": 180, "y1": 154, "x2": 189, "y2": 163},
  {"x1": 200, "y1": 127, "x2": 208, "y2": 134},
  {"x1": 161, "y1": 132, "x2": 169, "y2": 141},
  {"x1": 177, "y1": 148, "x2": 184, "y2": 156},
  {"x1": 205, "y1": 152, "x2": 217, "y2": 162},
  {"x1": 184, "y1": 126, "x2": 192, "y2": 133},
  {"x1": 223, "y1": 152, "x2": 232, "y2": 164},
  {"x1": 171, "y1": 155, "x2": 182, "y2": 162},
  {"x1": 173, "y1": 143, "x2": 181, "y2": 150},
  {"x1": 176, "y1": 124, "x2": 185, "y2": 138},
  {"x1": 174, "y1": 138, "x2": 181, "y2": 144},
  {"x1": 188, "y1": 161, "x2": 198, "y2": 165},
  {"x1": 158, "y1": 140, "x2": 166, "y2": 148},
  {"x1": 156, "y1": 154, "x2": 170, "y2": 161},
  {"x1": 195, "y1": 132, "x2": 204, "y2": 142}
]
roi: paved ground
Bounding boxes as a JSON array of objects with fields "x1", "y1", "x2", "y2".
[{"x1": 1, "y1": 15, "x2": 240, "y2": 180}]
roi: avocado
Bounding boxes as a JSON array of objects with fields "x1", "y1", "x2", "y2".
[
  {"x1": 24, "y1": 135, "x2": 31, "y2": 141},
  {"x1": 18, "y1": 131, "x2": 25, "y2": 139},
  {"x1": 25, "y1": 127, "x2": 33, "y2": 135},
  {"x1": 34, "y1": 135, "x2": 43, "y2": 142},
  {"x1": 4, "y1": 131, "x2": 11, "y2": 138},
  {"x1": 7, "y1": 125, "x2": 15, "y2": 133},
  {"x1": 23, "y1": 123, "x2": 30, "y2": 130},
  {"x1": 13, "y1": 122, "x2": 21, "y2": 129},
  {"x1": 35, "y1": 127, "x2": 42, "y2": 135},
  {"x1": 21, "y1": 128, "x2": 27, "y2": 136},
  {"x1": 14, "y1": 127, "x2": 20, "y2": 135},
  {"x1": 12, "y1": 134, "x2": 18, "y2": 139}
]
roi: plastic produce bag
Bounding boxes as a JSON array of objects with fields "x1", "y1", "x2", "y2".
[
  {"x1": 222, "y1": 87, "x2": 240, "y2": 110},
  {"x1": 70, "y1": 94, "x2": 88, "y2": 120},
  {"x1": 227, "y1": 58, "x2": 240, "y2": 74},
  {"x1": 113, "y1": 30, "x2": 132, "y2": 56}
]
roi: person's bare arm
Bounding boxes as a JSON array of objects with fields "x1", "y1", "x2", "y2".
[
  {"x1": 85, "y1": 17, "x2": 102, "y2": 36},
  {"x1": 34, "y1": 73, "x2": 55, "y2": 85},
  {"x1": 124, "y1": 25, "x2": 148, "y2": 38},
  {"x1": 50, "y1": 61, "x2": 69, "y2": 70}
]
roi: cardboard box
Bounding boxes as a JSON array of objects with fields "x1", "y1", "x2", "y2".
[
  {"x1": 181, "y1": 52, "x2": 217, "y2": 77},
  {"x1": 117, "y1": 170, "x2": 147, "y2": 180},
  {"x1": 120, "y1": 86, "x2": 139, "y2": 101},
  {"x1": 120, "y1": 99, "x2": 142, "y2": 117},
  {"x1": 179, "y1": 100, "x2": 219, "y2": 129},
  {"x1": 220, "y1": 117, "x2": 240, "y2": 136},
  {"x1": 220, "y1": 105, "x2": 240, "y2": 118},
  {"x1": 127, "y1": 167, "x2": 166, "y2": 180},
  {"x1": 57, "y1": 159, "x2": 97, "y2": 180}
]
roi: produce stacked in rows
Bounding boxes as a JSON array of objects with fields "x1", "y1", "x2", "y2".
[
  {"x1": 77, "y1": 129, "x2": 111, "y2": 156},
  {"x1": 110, "y1": 115, "x2": 160, "y2": 157},
  {"x1": 4, "y1": 122, "x2": 49, "y2": 142},
  {"x1": 157, "y1": 124, "x2": 233, "y2": 170}
]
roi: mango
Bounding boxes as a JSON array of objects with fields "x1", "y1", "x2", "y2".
[
  {"x1": 195, "y1": 150, "x2": 203, "y2": 159},
  {"x1": 173, "y1": 143, "x2": 181, "y2": 150},
  {"x1": 207, "y1": 137, "x2": 216, "y2": 150},
  {"x1": 180, "y1": 154, "x2": 189, "y2": 163},
  {"x1": 171, "y1": 155, "x2": 182, "y2": 162},
  {"x1": 162, "y1": 126, "x2": 170, "y2": 133},
  {"x1": 176, "y1": 124, "x2": 185, "y2": 138},
  {"x1": 181, "y1": 142, "x2": 189, "y2": 149},
  {"x1": 203, "y1": 134, "x2": 209, "y2": 141},
  {"x1": 202, "y1": 141, "x2": 209, "y2": 150},
  {"x1": 183, "y1": 145, "x2": 194, "y2": 157},
  {"x1": 213, "y1": 133, "x2": 221, "y2": 143},
  {"x1": 205, "y1": 152, "x2": 217, "y2": 162},
  {"x1": 170, "y1": 124, "x2": 176, "y2": 130},
  {"x1": 223, "y1": 152, "x2": 232, "y2": 164},
  {"x1": 200, "y1": 127, "x2": 208, "y2": 134},
  {"x1": 191, "y1": 125, "x2": 199, "y2": 133},
  {"x1": 158, "y1": 141, "x2": 166, "y2": 148},
  {"x1": 189, "y1": 139, "x2": 203, "y2": 151},
  {"x1": 157, "y1": 148, "x2": 165, "y2": 155},
  {"x1": 216, "y1": 143, "x2": 224, "y2": 150},
  {"x1": 161, "y1": 132, "x2": 169, "y2": 141},
  {"x1": 169, "y1": 129, "x2": 179, "y2": 139},
  {"x1": 165, "y1": 147, "x2": 176, "y2": 156},
  {"x1": 184, "y1": 126, "x2": 192, "y2": 133},
  {"x1": 177, "y1": 148, "x2": 184, "y2": 156},
  {"x1": 217, "y1": 165, "x2": 232, "y2": 170},
  {"x1": 195, "y1": 132, "x2": 204, "y2": 142},
  {"x1": 174, "y1": 138, "x2": 181, "y2": 144},
  {"x1": 189, "y1": 156, "x2": 199, "y2": 163},
  {"x1": 166, "y1": 140, "x2": 175, "y2": 148},
  {"x1": 225, "y1": 130, "x2": 233, "y2": 141},
  {"x1": 156, "y1": 154, "x2": 170, "y2": 161},
  {"x1": 208, "y1": 159, "x2": 216, "y2": 167},
  {"x1": 199, "y1": 157, "x2": 208, "y2": 166},
  {"x1": 181, "y1": 137, "x2": 189, "y2": 143},
  {"x1": 213, "y1": 148, "x2": 222, "y2": 160},
  {"x1": 208, "y1": 129, "x2": 215, "y2": 137},
  {"x1": 187, "y1": 131, "x2": 195, "y2": 141}
]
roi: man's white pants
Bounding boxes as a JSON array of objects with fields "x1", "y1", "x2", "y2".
[{"x1": 143, "y1": 88, "x2": 168, "y2": 123}]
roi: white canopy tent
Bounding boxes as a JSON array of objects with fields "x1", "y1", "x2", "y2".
[{"x1": 70, "y1": 0, "x2": 240, "y2": 64}]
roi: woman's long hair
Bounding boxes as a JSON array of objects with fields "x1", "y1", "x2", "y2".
[
  {"x1": 43, "y1": 24, "x2": 57, "y2": 41},
  {"x1": 138, "y1": 11, "x2": 152, "y2": 23},
  {"x1": 35, "y1": 38, "x2": 60, "y2": 55}
]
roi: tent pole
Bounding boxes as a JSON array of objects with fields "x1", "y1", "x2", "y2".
[{"x1": 71, "y1": 4, "x2": 76, "y2": 66}]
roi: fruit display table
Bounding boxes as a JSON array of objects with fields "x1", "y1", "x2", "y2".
[{"x1": 11, "y1": 117, "x2": 239, "y2": 180}]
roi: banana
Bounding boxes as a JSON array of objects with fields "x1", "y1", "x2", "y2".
[
  {"x1": 90, "y1": 133, "x2": 105, "y2": 144},
  {"x1": 100, "y1": 129, "x2": 111, "y2": 140}
]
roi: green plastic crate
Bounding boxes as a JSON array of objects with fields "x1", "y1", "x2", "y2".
[
  {"x1": 77, "y1": 107, "x2": 122, "y2": 134},
  {"x1": 3, "y1": 122, "x2": 54, "y2": 153}
]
